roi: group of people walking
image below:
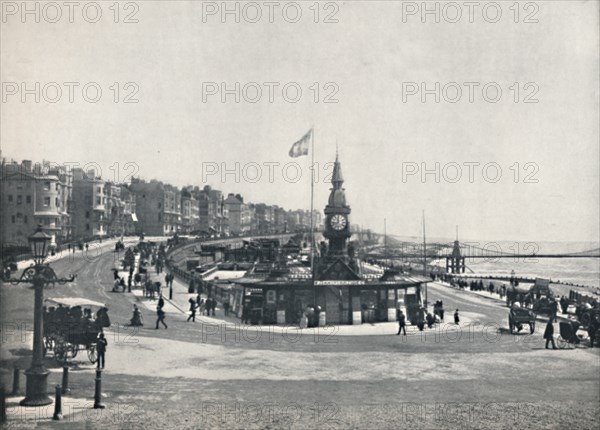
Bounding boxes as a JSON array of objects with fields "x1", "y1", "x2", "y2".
[
  {"x1": 396, "y1": 302, "x2": 460, "y2": 335},
  {"x1": 187, "y1": 296, "x2": 218, "y2": 322}
]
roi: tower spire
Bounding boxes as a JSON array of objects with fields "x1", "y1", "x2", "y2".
[{"x1": 331, "y1": 149, "x2": 344, "y2": 188}]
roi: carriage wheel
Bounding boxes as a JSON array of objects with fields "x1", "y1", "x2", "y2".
[
  {"x1": 68, "y1": 343, "x2": 78, "y2": 359},
  {"x1": 87, "y1": 344, "x2": 98, "y2": 364},
  {"x1": 557, "y1": 336, "x2": 569, "y2": 349},
  {"x1": 55, "y1": 341, "x2": 68, "y2": 364}
]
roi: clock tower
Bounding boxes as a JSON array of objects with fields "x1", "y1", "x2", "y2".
[{"x1": 322, "y1": 152, "x2": 352, "y2": 259}]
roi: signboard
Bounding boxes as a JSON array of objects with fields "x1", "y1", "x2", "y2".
[{"x1": 314, "y1": 280, "x2": 424, "y2": 286}]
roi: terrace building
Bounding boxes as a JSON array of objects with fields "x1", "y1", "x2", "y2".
[
  {"x1": 71, "y1": 168, "x2": 107, "y2": 241},
  {"x1": 1, "y1": 160, "x2": 72, "y2": 248},
  {"x1": 129, "y1": 179, "x2": 181, "y2": 236}
]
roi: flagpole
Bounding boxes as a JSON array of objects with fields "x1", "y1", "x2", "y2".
[{"x1": 310, "y1": 127, "x2": 316, "y2": 310}]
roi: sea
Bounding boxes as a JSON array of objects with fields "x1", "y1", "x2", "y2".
[{"x1": 389, "y1": 237, "x2": 600, "y2": 292}]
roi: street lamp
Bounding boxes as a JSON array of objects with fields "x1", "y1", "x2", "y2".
[
  {"x1": 29, "y1": 227, "x2": 51, "y2": 265},
  {"x1": 3, "y1": 226, "x2": 76, "y2": 406}
]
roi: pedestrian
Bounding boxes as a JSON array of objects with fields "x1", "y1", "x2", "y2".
[
  {"x1": 205, "y1": 297, "x2": 212, "y2": 316},
  {"x1": 85, "y1": 243, "x2": 89, "y2": 252},
  {"x1": 550, "y1": 300, "x2": 558, "y2": 320},
  {"x1": 587, "y1": 316, "x2": 599, "y2": 348},
  {"x1": 397, "y1": 310, "x2": 406, "y2": 336},
  {"x1": 155, "y1": 306, "x2": 168, "y2": 329},
  {"x1": 416, "y1": 308, "x2": 425, "y2": 331},
  {"x1": 119, "y1": 277, "x2": 126, "y2": 292},
  {"x1": 544, "y1": 318, "x2": 557, "y2": 349},
  {"x1": 158, "y1": 294, "x2": 165, "y2": 310},
  {"x1": 242, "y1": 304, "x2": 249, "y2": 324},
  {"x1": 96, "y1": 333, "x2": 108, "y2": 369},
  {"x1": 211, "y1": 298, "x2": 217, "y2": 316},
  {"x1": 439, "y1": 301, "x2": 444, "y2": 321},
  {"x1": 426, "y1": 312, "x2": 435, "y2": 329},
  {"x1": 130, "y1": 304, "x2": 143, "y2": 326},
  {"x1": 454, "y1": 309, "x2": 460, "y2": 325},
  {"x1": 223, "y1": 299, "x2": 230, "y2": 316},
  {"x1": 187, "y1": 297, "x2": 197, "y2": 322}
]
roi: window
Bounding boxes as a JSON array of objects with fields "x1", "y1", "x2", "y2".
[
  {"x1": 24, "y1": 216, "x2": 28, "y2": 224},
  {"x1": 97, "y1": 187, "x2": 101, "y2": 194},
  {"x1": 85, "y1": 211, "x2": 90, "y2": 219},
  {"x1": 96, "y1": 197, "x2": 101, "y2": 205},
  {"x1": 11, "y1": 215, "x2": 15, "y2": 223},
  {"x1": 158, "y1": 213, "x2": 162, "y2": 222},
  {"x1": 44, "y1": 197, "x2": 50, "y2": 207},
  {"x1": 26, "y1": 195, "x2": 31, "y2": 204},
  {"x1": 44, "y1": 182, "x2": 50, "y2": 190},
  {"x1": 16, "y1": 195, "x2": 22, "y2": 204},
  {"x1": 86, "y1": 224, "x2": 90, "y2": 230},
  {"x1": 56, "y1": 198, "x2": 59, "y2": 207},
  {"x1": 8, "y1": 195, "x2": 13, "y2": 203},
  {"x1": 56, "y1": 183, "x2": 59, "y2": 191},
  {"x1": 158, "y1": 202, "x2": 162, "y2": 209}
]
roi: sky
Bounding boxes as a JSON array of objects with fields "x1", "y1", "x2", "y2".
[{"x1": 1, "y1": 0, "x2": 598, "y2": 243}]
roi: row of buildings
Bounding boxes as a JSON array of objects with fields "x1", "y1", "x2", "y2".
[{"x1": 0, "y1": 158, "x2": 322, "y2": 248}]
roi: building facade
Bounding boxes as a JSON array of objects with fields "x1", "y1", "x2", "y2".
[
  {"x1": 129, "y1": 179, "x2": 181, "y2": 236},
  {"x1": 1, "y1": 160, "x2": 72, "y2": 248},
  {"x1": 71, "y1": 168, "x2": 107, "y2": 241},
  {"x1": 105, "y1": 182, "x2": 137, "y2": 237}
]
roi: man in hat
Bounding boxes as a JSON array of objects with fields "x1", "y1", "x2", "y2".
[
  {"x1": 155, "y1": 306, "x2": 168, "y2": 329},
  {"x1": 187, "y1": 297, "x2": 198, "y2": 322},
  {"x1": 397, "y1": 310, "x2": 406, "y2": 336},
  {"x1": 96, "y1": 333, "x2": 108, "y2": 369},
  {"x1": 544, "y1": 318, "x2": 557, "y2": 349}
]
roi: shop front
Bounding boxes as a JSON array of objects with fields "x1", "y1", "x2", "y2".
[{"x1": 231, "y1": 277, "x2": 427, "y2": 326}]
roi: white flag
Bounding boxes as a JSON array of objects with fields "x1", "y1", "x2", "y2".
[{"x1": 288, "y1": 129, "x2": 312, "y2": 158}]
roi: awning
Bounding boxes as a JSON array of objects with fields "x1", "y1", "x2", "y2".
[{"x1": 45, "y1": 297, "x2": 107, "y2": 308}]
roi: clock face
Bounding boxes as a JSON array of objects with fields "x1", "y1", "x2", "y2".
[{"x1": 330, "y1": 214, "x2": 347, "y2": 231}]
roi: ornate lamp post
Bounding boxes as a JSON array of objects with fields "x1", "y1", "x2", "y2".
[{"x1": 4, "y1": 226, "x2": 76, "y2": 406}]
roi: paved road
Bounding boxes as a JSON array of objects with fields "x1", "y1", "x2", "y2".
[{"x1": 1, "y1": 241, "x2": 599, "y2": 429}]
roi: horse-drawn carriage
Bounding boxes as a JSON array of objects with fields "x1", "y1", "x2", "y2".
[
  {"x1": 508, "y1": 303, "x2": 536, "y2": 334},
  {"x1": 43, "y1": 298, "x2": 110, "y2": 364},
  {"x1": 556, "y1": 320, "x2": 583, "y2": 349}
]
